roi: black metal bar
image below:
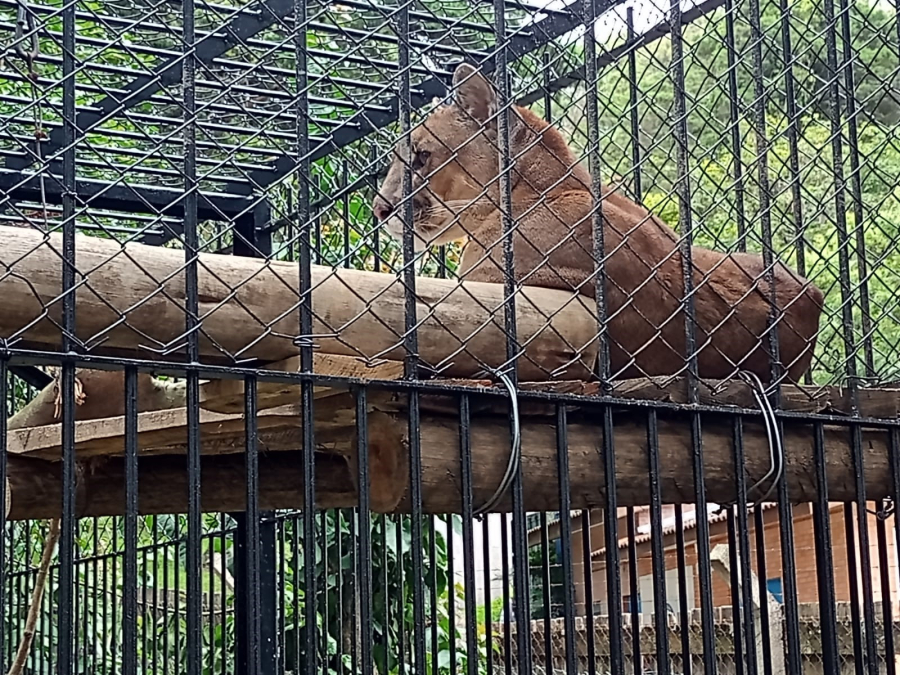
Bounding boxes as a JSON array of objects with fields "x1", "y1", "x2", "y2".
[
  {"x1": 123, "y1": 367, "x2": 139, "y2": 675},
  {"x1": 459, "y1": 394, "x2": 478, "y2": 675},
  {"x1": 837, "y1": 513, "x2": 862, "y2": 669},
  {"x1": 244, "y1": 375, "x2": 263, "y2": 675},
  {"x1": 776, "y1": 0, "x2": 808, "y2": 342},
  {"x1": 838, "y1": 0, "x2": 876, "y2": 379},
  {"x1": 723, "y1": 0, "x2": 747, "y2": 251},
  {"x1": 581, "y1": 510, "x2": 597, "y2": 675},
  {"x1": 555, "y1": 406, "x2": 577, "y2": 675},
  {"x1": 182, "y1": 0, "x2": 202, "y2": 671},
  {"x1": 748, "y1": 0, "x2": 781, "y2": 386},
  {"x1": 356, "y1": 387, "x2": 374, "y2": 675},
  {"x1": 811, "y1": 422, "x2": 839, "y2": 675},
  {"x1": 4, "y1": 0, "x2": 295, "y2": 173},
  {"x1": 823, "y1": 0, "x2": 859, "y2": 386},
  {"x1": 0, "y1": 172, "x2": 254, "y2": 225},
  {"x1": 56, "y1": 0, "x2": 78, "y2": 663},
  {"x1": 647, "y1": 410, "x2": 670, "y2": 675},
  {"x1": 724, "y1": 514, "x2": 745, "y2": 675},
  {"x1": 0, "y1": 359, "x2": 5, "y2": 667},
  {"x1": 732, "y1": 419, "x2": 758, "y2": 675},
  {"x1": 625, "y1": 506, "x2": 641, "y2": 673},
  {"x1": 233, "y1": 195, "x2": 277, "y2": 675},
  {"x1": 673, "y1": 506, "x2": 691, "y2": 675},
  {"x1": 625, "y1": 8, "x2": 642, "y2": 203},
  {"x1": 876, "y1": 499, "x2": 895, "y2": 675},
  {"x1": 753, "y1": 506, "x2": 774, "y2": 675},
  {"x1": 292, "y1": 0, "x2": 317, "y2": 669},
  {"x1": 851, "y1": 425, "x2": 878, "y2": 675}
]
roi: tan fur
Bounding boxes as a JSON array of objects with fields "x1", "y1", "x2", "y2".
[{"x1": 374, "y1": 64, "x2": 824, "y2": 382}]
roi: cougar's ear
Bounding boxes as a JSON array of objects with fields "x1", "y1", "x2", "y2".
[{"x1": 451, "y1": 63, "x2": 496, "y2": 124}]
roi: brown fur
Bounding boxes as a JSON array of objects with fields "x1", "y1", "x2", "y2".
[{"x1": 373, "y1": 64, "x2": 824, "y2": 382}]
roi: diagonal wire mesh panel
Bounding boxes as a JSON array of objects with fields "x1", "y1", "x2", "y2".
[{"x1": 3, "y1": 0, "x2": 894, "y2": 387}]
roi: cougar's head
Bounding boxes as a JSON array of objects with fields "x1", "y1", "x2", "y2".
[{"x1": 372, "y1": 63, "x2": 523, "y2": 251}]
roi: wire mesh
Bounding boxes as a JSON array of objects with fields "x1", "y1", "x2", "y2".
[{"x1": 2, "y1": 0, "x2": 900, "y2": 672}]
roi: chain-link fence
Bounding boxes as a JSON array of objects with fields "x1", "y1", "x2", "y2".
[{"x1": 3, "y1": 0, "x2": 900, "y2": 672}]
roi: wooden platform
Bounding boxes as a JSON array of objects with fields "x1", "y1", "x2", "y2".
[{"x1": 3, "y1": 352, "x2": 898, "y2": 520}]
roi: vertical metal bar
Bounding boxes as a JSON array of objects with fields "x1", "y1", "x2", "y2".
[
  {"x1": 752, "y1": 507, "x2": 774, "y2": 675},
  {"x1": 626, "y1": 8, "x2": 642, "y2": 203},
  {"x1": 396, "y1": 0, "x2": 425, "y2": 671},
  {"x1": 891, "y1": 429, "x2": 900, "y2": 672},
  {"x1": 342, "y1": 160, "x2": 351, "y2": 268},
  {"x1": 777, "y1": 0, "x2": 809, "y2": 351},
  {"x1": 459, "y1": 394, "x2": 478, "y2": 675},
  {"x1": 670, "y1": 0, "x2": 715, "y2": 671},
  {"x1": 747, "y1": 0, "x2": 781, "y2": 385},
  {"x1": 625, "y1": 507, "x2": 641, "y2": 673},
  {"x1": 843, "y1": 504, "x2": 865, "y2": 675},
  {"x1": 580, "y1": 510, "x2": 597, "y2": 675},
  {"x1": 851, "y1": 425, "x2": 878, "y2": 674},
  {"x1": 723, "y1": 0, "x2": 747, "y2": 251},
  {"x1": 482, "y1": 517, "x2": 493, "y2": 675},
  {"x1": 182, "y1": 0, "x2": 201, "y2": 667},
  {"x1": 370, "y1": 146, "x2": 381, "y2": 273},
  {"x1": 673, "y1": 506, "x2": 691, "y2": 674},
  {"x1": 500, "y1": 517, "x2": 512, "y2": 675},
  {"x1": 542, "y1": 53, "x2": 553, "y2": 123},
  {"x1": 877, "y1": 504, "x2": 895, "y2": 675},
  {"x1": 555, "y1": 406, "x2": 577, "y2": 675},
  {"x1": 245, "y1": 375, "x2": 262, "y2": 675},
  {"x1": 429, "y1": 515, "x2": 439, "y2": 675},
  {"x1": 0, "y1": 359, "x2": 7, "y2": 664},
  {"x1": 725, "y1": 515, "x2": 745, "y2": 675},
  {"x1": 539, "y1": 513, "x2": 553, "y2": 669},
  {"x1": 320, "y1": 509, "x2": 329, "y2": 675},
  {"x1": 123, "y1": 368, "x2": 139, "y2": 675},
  {"x1": 823, "y1": 0, "x2": 859, "y2": 385},
  {"x1": 294, "y1": 0, "x2": 317, "y2": 668},
  {"x1": 732, "y1": 418, "x2": 758, "y2": 675},
  {"x1": 355, "y1": 387, "x2": 373, "y2": 675},
  {"x1": 811, "y1": 423, "x2": 839, "y2": 675},
  {"x1": 492, "y1": 1, "x2": 530, "y2": 668},
  {"x1": 838, "y1": 0, "x2": 875, "y2": 378},
  {"x1": 57, "y1": 0, "x2": 77, "y2": 652},
  {"x1": 396, "y1": 516, "x2": 408, "y2": 675},
  {"x1": 646, "y1": 410, "x2": 670, "y2": 675}
]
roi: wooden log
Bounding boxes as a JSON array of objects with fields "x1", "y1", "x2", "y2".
[
  {"x1": 404, "y1": 413, "x2": 892, "y2": 510},
  {"x1": 0, "y1": 225, "x2": 598, "y2": 380},
  {"x1": 3, "y1": 409, "x2": 893, "y2": 518}
]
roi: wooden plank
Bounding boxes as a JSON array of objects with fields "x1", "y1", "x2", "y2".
[
  {"x1": 7, "y1": 394, "x2": 364, "y2": 461},
  {"x1": 199, "y1": 353, "x2": 405, "y2": 414}
]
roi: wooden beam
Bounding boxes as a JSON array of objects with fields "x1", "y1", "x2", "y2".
[
  {"x1": 6, "y1": 399, "x2": 360, "y2": 461},
  {"x1": 0, "y1": 224, "x2": 598, "y2": 381},
  {"x1": 3, "y1": 407, "x2": 894, "y2": 518}
]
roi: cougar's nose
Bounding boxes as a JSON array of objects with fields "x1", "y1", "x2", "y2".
[{"x1": 373, "y1": 197, "x2": 394, "y2": 222}]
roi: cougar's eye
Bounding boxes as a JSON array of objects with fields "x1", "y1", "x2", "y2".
[{"x1": 412, "y1": 150, "x2": 430, "y2": 171}]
